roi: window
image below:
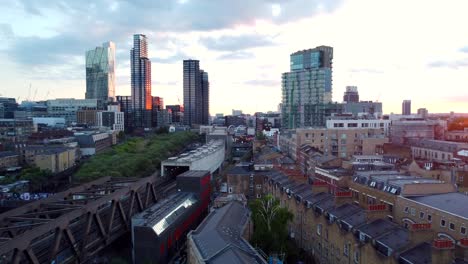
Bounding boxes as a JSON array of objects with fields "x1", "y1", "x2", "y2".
[
  {"x1": 441, "y1": 219, "x2": 446, "y2": 227},
  {"x1": 228, "y1": 187, "x2": 233, "y2": 193},
  {"x1": 317, "y1": 224, "x2": 322, "y2": 236},
  {"x1": 256, "y1": 194, "x2": 261, "y2": 198},
  {"x1": 419, "y1": 212, "x2": 425, "y2": 219},
  {"x1": 427, "y1": 214, "x2": 432, "y2": 222},
  {"x1": 461, "y1": 226, "x2": 466, "y2": 235},
  {"x1": 343, "y1": 242, "x2": 350, "y2": 256},
  {"x1": 404, "y1": 206, "x2": 409, "y2": 213},
  {"x1": 410, "y1": 208, "x2": 416, "y2": 216},
  {"x1": 449, "y1": 222, "x2": 455, "y2": 231},
  {"x1": 256, "y1": 184, "x2": 262, "y2": 189},
  {"x1": 354, "y1": 251, "x2": 360, "y2": 263}
]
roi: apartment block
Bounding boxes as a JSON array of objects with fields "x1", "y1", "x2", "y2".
[{"x1": 34, "y1": 147, "x2": 76, "y2": 173}]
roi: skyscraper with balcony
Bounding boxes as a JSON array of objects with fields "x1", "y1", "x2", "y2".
[
  {"x1": 131, "y1": 34, "x2": 152, "y2": 128},
  {"x1": 85, "y1": 42, "x2": 116, "y2": 109},
  {"x1": 183, "y1": 60, "x2": 209, "y2": 127},
  {"x1": 281, "y1": 46, "x2": 338, "y2": 129}
]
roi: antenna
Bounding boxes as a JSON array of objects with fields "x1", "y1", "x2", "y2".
[{"x1": 32, "y1": 86, "x2": 38, "y2": 101}]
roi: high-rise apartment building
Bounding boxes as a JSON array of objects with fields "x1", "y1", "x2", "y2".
[
  {"x1": 343, "y1": 86, "x2": 359, "y2": 103},
  {"x1": 281, "y1": 46, "x2": 336, "y2": 129},
  {"x1": 131, "y1": 34, "x2": 152, "y2": 128},
  {"x1": 85, "y1": 42, "x2": 116, "y2": 109},
  {"x1": 417, "y1": 108, "x2": 428, "y2": 119},
  {"x1": 183, "y1": 60, "x2": 209, "y2": 127},
  {"x1": 402, "y1": 100, "x2": 411, "y2": 115},
  {"x1": 116, "y1": 96, "x2": 133, "y2": 131}
]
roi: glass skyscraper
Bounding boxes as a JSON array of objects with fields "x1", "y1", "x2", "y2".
[
  {"x1": 183, "y1": 60, "x2": 209, "y2": 127},
  {"x1": 282, "y1": 46, "x2": 336, "y2": 129},
  {"x1": 131, "y1": 34, "x2": 152, "y2": 128},
  {"x1": 85, "y1": 42, "x2": 115, "y2": 109}
]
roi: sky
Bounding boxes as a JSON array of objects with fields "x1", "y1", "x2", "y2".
[{"x1": 0, "y1": 0, "x2": 467, "y2": 115}]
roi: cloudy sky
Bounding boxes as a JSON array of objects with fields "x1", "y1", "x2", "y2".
[{"x1": 0, "y1": 0, "x2": 467, "y2": 115}]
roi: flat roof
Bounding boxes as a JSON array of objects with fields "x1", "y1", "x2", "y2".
[
  {"x1": 375, "y1": 228, "x2": 410, "y2": 251},
  {"x1": 358, "y1": 219, "x2": 399, "y2": 239},
  {"x1": 408, "y1": 192, "x2": 468, "y2": 219},
  {"x1": 178, "y1": 170, "x2": 210, "y2": 178},
  {"x1": 399, "y1": 242, "x2": 432, "y2": 264}
]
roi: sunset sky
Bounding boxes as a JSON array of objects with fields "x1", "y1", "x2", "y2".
[{"x1": 0, "y1": 0, "x2": 467, "y2": 115}]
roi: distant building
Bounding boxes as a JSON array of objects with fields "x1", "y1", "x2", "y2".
[
  {"x1": 75, "y1": 132, "x2": 112, "y2": 156},
  {"x1": 417, "y1": 108, "x2": 429, "y2": 119},
  {"x1": 85, "y1": 41, "x2": 116, "y2": 109},
  {"x1": 32, "y1": 117, "x2": 66, "y2": 129},
  {"x1": 446, "y1": 128, "x2": 468, "y2": 143},
  {"x1": 326, "y1": 119, "x2": 391, "y2": 137},
  {"x1": 411, "y1": 139, "x2": 468, "y2": 162},
  {"x1": 96, "y1": 106, "x2": 124, "y2": 132},
  {"x1": 46, "y1": 99, "x2": 97, "y2": 124},
  {"x1": 0, "y1": 97, "x2": 18, "y2": 119},
  {"x1": 282, "y1": 46, "x2": 336, "y2": 128},
  {"x1": 187, "y1": 201, "x2": 267, "y2": 264},
  {"x1": 34, "y1": 147, "x2": 76, "y2": 173},
  {"x1": 131, "y1": 34, "x2": 152, "y2": 128},
  {"x1": 183, "y1": 60, "x2": 209, "y2": 127},
  {"x1": 232, "y1": 109, "x2": 243, "y2": 116},
  {"x1": 76, "y1": 109, "x2": 99, "y2": 126},
  {"x1": 343, "y1": 86, "x2": 359, "y2": 103},
  {"x1": 402, "y1": 100, "x2": 411, "y2": 115},
  {"x1": 226, "y1": 164, "x2": 264, "y2": 199},
  {"x1": 0, "y1": 151, "x2": 19, "y2": 169},
  {"x1": 343, "y1": 101, "x2": 382, "y2": 118},
  {"x1": 116, "y1": 95, "x2": 133, "y2": 131},
  {"x1": 225, "y1": 115, "x2": 246, "y2": 127},
  {"x1": 0, "y1": 119, "x2": 35, "y2": 141},
  {"x1": 166, "y1": 105, "x2": 183, "y2": 124},
  {"x1": 390, "y1": 120, "x2": 445, "y2": 145}
]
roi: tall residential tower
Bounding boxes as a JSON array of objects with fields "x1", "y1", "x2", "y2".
[
  {"x1": 281, "y1": 46, "x2": 340, "y2": 129},
  {"x1": 402, "y1": 100, "x2": 411, "y2": 115},
  {"x1": 131, "y1": 34, "x2": 152, "y2": 128},
  {"x1": 85, "y1": 42, "x2": 116, "y2": 109},
  {"x1": 183, "y1": 60, "x2": 209, "y2": 127}
]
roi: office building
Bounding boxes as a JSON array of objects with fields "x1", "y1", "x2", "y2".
[
  {"x1": 151, "y1": 96, "x2": 164, "y2": 127},
  {"x1": 116, "y1": 95, "x2": 133, "y2": 131},
  {"x1": 46, "y1": 99, "x2": 97, "y2": 124},
  {"x1": 282, "y1": 46, "x2": 337, "y2": 128},
  {"x1": 183, "y1": 60, "x2": 209, "y2": 127},
  {"x1": 85, "y1": 42, "x2": 116, "y2": 109},
  {"x1": 0, "y1": 97, "x2": 18, "y2": 119},
  {"x1": 97, "y1": 106, "x2": 125, "y2": 132},
  {"x1": 343, "y1": 86, "x2": 359, "y2": 103},
  {"x1": 402, "y1": 100, "x2": 411, "y2": 115},
  {"x1": 76, "y1": 109, "x2": 99, "y2": 126},
  {"x1": 131, "y1": 34, "x2": 152, "y2": 128},
  {"x1": 166, "y1": 105, "x2": 183, "y2": 124}
]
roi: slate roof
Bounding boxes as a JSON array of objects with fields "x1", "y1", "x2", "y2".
[
  {"x1": 409, "y1": 193, "x2": 468, "y2": 219},
  {"x1": 190, "y1": 201, "x2": 267, "y2": 264}
]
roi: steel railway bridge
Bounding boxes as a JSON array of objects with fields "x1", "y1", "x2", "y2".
[{"x1": 0, "y1": 176, "x2": 176, "y2": 263}]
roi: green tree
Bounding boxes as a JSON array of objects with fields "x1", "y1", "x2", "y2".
[
  {"x1": 249, "y1": 194, "x2": 293, "y2": 256},
  {"x1": 256, "y1": 132, "x2": 267, "y2": 140}
]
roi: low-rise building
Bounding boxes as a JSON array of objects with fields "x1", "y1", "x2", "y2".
[
  {"x1": 34, "y1": 147, "x2": 76, "y2": 173},
  {"x1": 75, "y1": 132, "x2": 112, "y2": 156},
  {"x1": 411, "y1": 139, "x2": 468, "y2": 162},
  {"x1": 0, "y1": 151, "x2": 19, "y2": 169},
  {"x1": 0, "y1": 119, "x2": 35, "y2": 141},
  {"x1": 445, "y1": 128, "x2": 468, "y2": 143},
  {"x1": 187, "y1": 201, "x2": 266, "y2": 264},
  {"x1": 226, "y1": 164, "x2": 264, "y2": 199},
  {"x1": 47, "y1": 98, "x2": 98, "y2": 124}
]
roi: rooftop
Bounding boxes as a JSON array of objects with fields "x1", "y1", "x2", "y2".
[
  {"x1": 164, "y1": 140, "x2": 224, "y2": 164},
  {"x1": 357, "y1": 219, "x2": 399, "y2": 240},
  {"x1": 399, "y1": 242, "x2": 432, "y2": 264},
  {"x1": 408, "y1": 192, "x2": 468, "y2": 219},
  {"x1": 0, "y1": 151, "x2": 18, "y2": 158},
  {"x1": 133, "y1": 192, "x2": 198, "y2": 235},
  {"x1": 177, "y1": 170, "x2": 210, "y2": 178},
  {"x1": 190, "y1": 201, "x2": 266, "y2": 264},
  {"x1": 374, "y1": 227, "x2": 410, "y2": 253}
]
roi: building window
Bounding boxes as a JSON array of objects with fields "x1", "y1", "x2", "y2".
[
  {"x1": 441, "y1": 219, "x2": 446, "y2": 227},
  {"x1": 354, "y1": 251, "x2": 360, "y2": 263},
  {"x1": 461, "y1": 226, "x2": 466, "y2": 235},
  {"x1": 256, "y1": 184, "x2": 262, "y2": 189},
  {"x1": 404, "y1": 206, "x2": 409, "y2": 213},
  {"x1": 410, "y1": 208, "x2": 416, "y2": 216},
  {"x1": 317, "y1": 224, "x2": 322, "y2": 236},
  {"x1": 256, "y1": 194, "x2": 261, "y2": 198},
  {"x1": 343, "y1": 242, "x2": 350, "y2": 256},
  {"x1": 449, "y1": 222, "x2": 455, "y2": 231},
  {"x1": 228, "y1": 187, "x2": 233, "y2": 193},
  {"x1": 419, "y1": 212, "x2": 425, "y2": 219},
  {"x1": 427, "y1": 214, "x2": 432, "y2": 222}
]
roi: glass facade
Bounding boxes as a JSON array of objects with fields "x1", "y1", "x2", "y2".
[
  {"x1": 282, "y1": 46, "x2": 335, "y2": 129},
  {"x1": 183, "y1": 60, "x2": 209, "y2": 126},
  {"x1": 131, "y1": 34, "x2": 152, "y2": 128},
  {"x1": 85, "y1": 42, "x2": 115, "y2": 109}
]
